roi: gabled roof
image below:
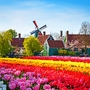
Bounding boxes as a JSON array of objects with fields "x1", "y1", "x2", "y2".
[
  {"x1": 66, "y1": 33, "x2": 90, "y2": 49},
  {"x1": 67, "y1": 34, "x2": 83, "y2": 42},
  {"x1": 11, "y1": 38, "x2": 24, "y2": 47},
  {"x1": 37, "y1": 35, "x2": 50, "y2": 45},
  {"x1": 47, "y1": 40, "x2": 64, "y2": 48},
  {"x1": 67, "y1": 34, "x2": 90, "y2": 43}
]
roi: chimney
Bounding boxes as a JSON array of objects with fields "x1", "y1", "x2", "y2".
[
  {"x1": 43, "y1": 31, "x2": 46, "y2": 36},
  {"x1": 66, "y1": 31, "x2": 69, "y2": 36},
  {"x1": 18, "y1": 33, "x2": 21, "y2": 38},
  {"x1": 60, "y1": 30, "x2": 63, "y2": 37},
  {"x1": 66, "y1": 31, "x2": 69, "y2": 45}
]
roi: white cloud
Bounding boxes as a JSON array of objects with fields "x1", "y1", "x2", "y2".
[{"x1": 0, "y1": 0, "x2": 90, "y2": 37}]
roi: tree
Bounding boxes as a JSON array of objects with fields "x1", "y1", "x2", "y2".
[
  {"x1": 6, "y1": 29, "x2": 17, "y2": 38},
  {"x1": 23, "y1": 36, "x2": 43, "y2": 56},
  {"x1": 0, "y1": 31, "x2": 13, "y2": 56},
  {"x1": 79, "y1": 21, "x2": 90, "y2": 54}
]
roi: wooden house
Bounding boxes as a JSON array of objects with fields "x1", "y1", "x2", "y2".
[
  {"x1": 44, "y1": 40, "x2": 64, "y2": 56},
  {"x1": 64, "y1": 31, "x2": 90, "y2": 55},
  {"x1": 37, "y1": 31, "x2": 64, "y2": 56},
  {"x1": 11, "y1": 33, "x2": 24, "y2": 56},
  {"x1": 11, "y1": 31, "x2": 65, "y2": 56}
]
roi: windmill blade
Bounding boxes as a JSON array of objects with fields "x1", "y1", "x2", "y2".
[
  {"x1": 30, "y1": 29, "x2": 39, "y2": 35},
  {"x1": 33, "y1": 20, "x2": 38, "y2": 29},
  {"x1": 39, "y1": 25, "x2": 47, "y2": 31}
]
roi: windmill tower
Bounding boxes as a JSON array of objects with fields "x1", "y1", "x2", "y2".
[{"x1": 30, "y1": 20, "x2": 47, "y2": 37}]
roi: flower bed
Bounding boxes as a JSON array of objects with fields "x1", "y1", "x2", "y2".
[
  {"x1": 0, "y1": 66, "x2": 58, "y2": 90},
  {"x1": 0, "y1": 63, "x2": 90, "y2": 90},
  {"x1": 21, "y1": 56, "x2": 90, "y2": 63},
  {"x1": 0, "y1": 56, "x2": 90, "y2": 90},
  {"x1": 0, "y1": 58, "x2": 90, "y2": 75}
]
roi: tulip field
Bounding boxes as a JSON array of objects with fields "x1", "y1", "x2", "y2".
[{"x1": 0, "y1": 56, "x2": 90, "y2": 90}]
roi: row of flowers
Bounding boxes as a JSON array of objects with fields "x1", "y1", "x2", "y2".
[
  {"x1": 0, "y1": 58, "x2": 90, "y2": 75},
  {"x1": 0, "y1": 63, "x2": 90, "y2": 90},
  {"x1": 21, "y1": 56, "x2": 90, "y2": 63},
  {"x1": 0, "y1": 66, "x2": 58, "y2": 90}
]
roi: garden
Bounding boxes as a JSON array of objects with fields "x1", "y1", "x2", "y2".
[{"x1": 0, "y1": 56, "x2": 90, "y2": 90}]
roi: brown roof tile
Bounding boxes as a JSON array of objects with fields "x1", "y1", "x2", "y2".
[
  {"x1": 68, "y1": 34, "x2": 80, "y2": 42},
  {"x1": 47, "y1": 40, "x2": 64, "y2": 48},
  {"x1": 11, "y1": 38, "x2": 24, "y2": 47},
  {"x1": 68, "y1": 34, "x2": 90, "y2": 42},
  {"x1": 37, "y1": 35, "x2": 50, "y2": 45}
]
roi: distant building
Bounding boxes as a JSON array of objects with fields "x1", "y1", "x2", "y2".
[
  {"x1": 11, "y1": 33, "x2": 24, "y2": 56},
  {"x1": 37, "y1": 31, "x2": 65, "y2": 56},
  {"x1": 63, "y1": 31, "x2": 90, "y2": 55}
]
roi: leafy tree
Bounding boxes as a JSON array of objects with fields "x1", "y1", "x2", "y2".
[
  {"x1": 0, "y1": 31, "x2": 12, "y2": 57},
  {"x1": 23, "y1": 36, "x2": 43, "y2": 56},
  {"x1": 6, "y1": 29, "x2": 17, "y2": 38},
  {"x1": 79, "y1": 21, "x2": 90, "y2": 54}
]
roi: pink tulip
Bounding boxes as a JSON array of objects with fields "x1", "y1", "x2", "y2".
[
  {"x1": 43, "y1": 84, "x2": 51, "y2": 89},
  {"x1": 5, "y1": 68, "x2": 12, "y2": 74},
  {"x1": 36, "y1": 78, "x2": 42, "y2": 84},
  {"x1": 26, "y1": 80, "x2": 31, "y2": 87},
  {"x1": 9, "y1": 81, "x2": 16, "y2": 90},
  {"x1": 26, "y1": 88, "x2": 32, "y2": 90},
  {"x1": 20, "y1": 77, "x2": 26, "y2": 82},
  {"x1": 3, "y1": 74, "x2": 11, "y2": 81},
  {"x1": 18, "y1": 81, "x2": 26, "y2": 86},
  {"x1": 20, "y1": 85, "x2": 26, "y2": 90},
  {"x1": 1, "y1": 70, "x2": 6, "y2": 75},
  {"x1": 33, "y1": 84, "x2": 40, "y2": 90},
  {"x1": 42, "y1": 78, "x2": 48, "y2": 83},
  {"x1": 22, "y1": 73, "x2": 26, "y2": 77},
  {"x1": 14, "y1": 70, "x2": 21, "y2": 76}
]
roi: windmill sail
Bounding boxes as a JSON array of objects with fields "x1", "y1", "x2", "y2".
[
  {"x1": 30, "y1": 29, "x2": 39, "y2": 35},
  {"x1": 30, "y1": 20, "x2": 47, "y2": 37},
  {"x1": 33, "y1": 20, "x2": 38, "y2": 29},
  {"x1": 39, "y1": 25, "x2": 47, "y2": 30}
]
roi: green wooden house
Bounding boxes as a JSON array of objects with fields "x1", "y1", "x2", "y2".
[
  {"x1": 37, "y1": 32, "x2": 64, "y2": 56},
  {"x1": 44, "y1": 40, "x2": 64, "y2": 56}
]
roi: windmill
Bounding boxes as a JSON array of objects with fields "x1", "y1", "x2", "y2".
[{"x1": 30, "y1": 20, "x2": 47, "y2": 37}]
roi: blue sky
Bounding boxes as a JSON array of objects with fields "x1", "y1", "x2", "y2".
[{"x1": 0, "y1": 0, "x2": 90, "y2": 37}]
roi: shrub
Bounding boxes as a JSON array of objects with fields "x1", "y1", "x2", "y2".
[{"x1": 58, "y1": 49, "x2": 76, "y2": 56}]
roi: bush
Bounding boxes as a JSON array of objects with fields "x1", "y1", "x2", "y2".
[{"x1": 58, "y1": 49, "x2": 76, "y2": 56}]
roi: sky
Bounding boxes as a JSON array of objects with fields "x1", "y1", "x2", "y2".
[{"x1": 0, "y1": 0, "x2": 90, "y2": 37}]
